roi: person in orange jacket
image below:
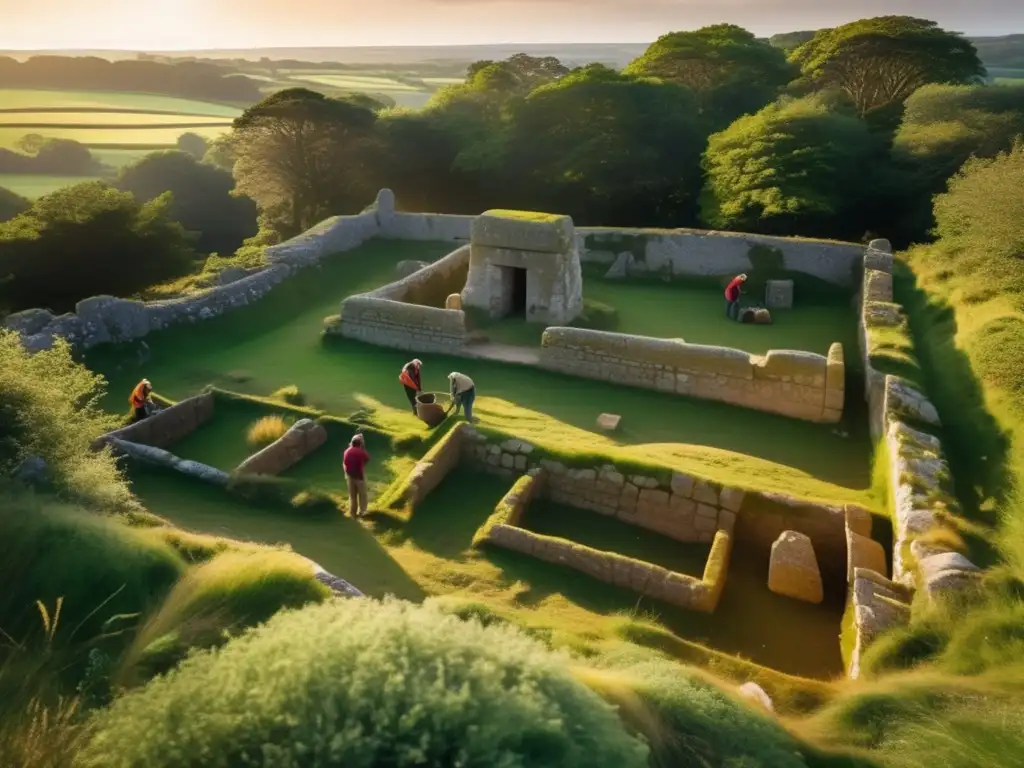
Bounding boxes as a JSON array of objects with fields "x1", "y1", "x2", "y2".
[
  {"x1": 129, "y1": 379, "x2": 153, "y2": 423},
  {"x1": 398, "y1": 359, "x2": 423, "y2": 414}
]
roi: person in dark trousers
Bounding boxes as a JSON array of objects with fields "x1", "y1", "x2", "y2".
[
  {"x1": 343, "y1": 434, "x2": 371, "y2": 517},
  {"x1": 398, "y1": 359, "x2": 423, "y2": 414},
  {"x1": 724, "y1": 273, "x2": 748, "y2": 321},
  {"x1": 129, "y1": 379, "x2": 153, "y2": 423},
  {"x1": 448, "y1": 372, "x2": 477, "y2": 423}
]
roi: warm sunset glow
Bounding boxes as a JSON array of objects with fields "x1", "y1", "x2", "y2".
[{"x1": 0, "y1": 0, "x2": 1020, "y2": 51}]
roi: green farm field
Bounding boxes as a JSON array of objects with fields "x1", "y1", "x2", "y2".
[{"x1": 0, "y1": 88, "x2": 242, "y2": 115}]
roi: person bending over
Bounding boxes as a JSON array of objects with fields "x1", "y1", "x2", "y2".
[
  {"x1": 448, "y1": 372, "x2": 477, "y2": 423},
  {"x1": 343, "y1": 434, "x2": 371, "y2": 517},
  {"x1": 398, "y1": 358, "x2": 423, "y2": 414},
  {"x1": 725, "y1": 273, "x2": 748, "y2": 321},
  {"x1": 129, "y1": 379, "x2": 154, "y2": 423}
]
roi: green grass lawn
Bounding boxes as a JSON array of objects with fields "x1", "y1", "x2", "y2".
[
  {"x1": 87, "y1": 238, "x2": 872, "y2": 500},
  {"x1": 0, "y1": 89, "x2": 242, "y2": 116},
  {"x1": 0, "y1": 123, "x2": 230, "y2": 149},
  {"x1": 480, "y1": 276, "x2": 857, "y2": 357},
  {"x1": 521, "y1": 500, "x2": 711, "y2": 578}
]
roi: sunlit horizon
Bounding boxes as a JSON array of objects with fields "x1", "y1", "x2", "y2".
[{"x1": 1, "y1": 0, "x2": 1022, "y2": 52}]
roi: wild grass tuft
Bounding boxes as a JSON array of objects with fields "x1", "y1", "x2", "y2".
[
  {"x1": 270, "y1": 384, "x2": 306, "y2": 406},
  {"x1": 246, "y1": 414, "x2": 290, "y2": 447}
]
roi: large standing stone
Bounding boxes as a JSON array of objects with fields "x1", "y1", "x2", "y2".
[
  {"x1": 768, "y1": 530, "x2": 824, "y2": 604},
  {"x1": 605, "y1": 252, "x2": 635, "y2": 279},
  {"x1": 846, "y1": 530, "x2": 888, "y2": 581},
  {"x1": 765, "y1": 279, "x2": 794, "y2": 309}
]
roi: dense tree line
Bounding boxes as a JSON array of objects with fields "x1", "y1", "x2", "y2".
[
  {"x1": 0, "y1": 136, "x2": 104, "y2": 175},
  {"x1": 222, "y1": 15, "x2": 1012, "y2": 247},
  {"x1": 0, "y1": 56, "x2": 262, "y2": 103}
]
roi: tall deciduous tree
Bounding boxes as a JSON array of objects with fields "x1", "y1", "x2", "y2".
[
  {"x1": 624, "y1": 24, "x2": 795, "y2": 129},
  {"x1": 229, "y1": 88, "x2": 378, "y2": 237},
  {"x1": 117, "y1": 150, "x2": 258, "y2": 255},
  {"x1": 700, "y1": 95, "x2": 879, "y2": 238},
  {"x1": 459, "y1": 65, "x2": 707, "y2": 226},
  {"x1": 790, "y1": 16, "x2": 986, "y2": 117},
  {"x1": 0, "y1": 182, "x2": 195, "y2": 313}
]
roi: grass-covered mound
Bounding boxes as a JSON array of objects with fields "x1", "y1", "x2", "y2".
[
  {"x1": 118, "y1": 550, "x2": 330, "y2": 686},
  {"x1": 78, "y1": 599, "x2": 652, "y2": 768}
]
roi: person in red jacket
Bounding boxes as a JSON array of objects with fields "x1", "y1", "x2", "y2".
[
  {"x1": 398, "y1": 359, "x2": 423, "y2": 414},
  {"x1": 725, "y1": 273, "x2": 748, "y2": 321},
  {"x1": 342, "y1": 434, "x2": 371, "y2": 517}
]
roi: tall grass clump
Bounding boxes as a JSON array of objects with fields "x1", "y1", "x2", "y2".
[
  {"x1": 270, "y1": 384, "x2": 306, "y2": 406},
  {"x1": 245, "y1": 414, "x2": 289, "y2": 447},
  {"x1": 79, "y1": 599, "x2": 651, "y2": 768},
  {"x1": 0, "y1": 331, "x2": 131, "y2": 510},
  {"x1": 118, "y1": 550, "x2": 329, "y2": 686},
  {"x1": 0, "y1": 490, "x2": 185, "y2": 649}
]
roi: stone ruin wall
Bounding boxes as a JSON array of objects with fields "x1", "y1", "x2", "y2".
[
  {"x1": 539, "y1": 327, "x2": 845, "y2": 424},
  {"x1": 335, "y1": 244, "x2": 470, "y2": 353},
  {"x1": 91, "y1": 391, "x2": 215, "y2": 451},
  {"x1": 844, "y1": 238, "x2": 981, "y2": 678},
  {"x1": 577, "y1": 228, "x2": 864, "y2": 287},
  {"x1": 235, "y1": 419, "x2": 328, "y2": 476}
]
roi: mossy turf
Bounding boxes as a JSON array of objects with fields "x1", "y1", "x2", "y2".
[
  {"x1": 520, "y1": 500, "x2": 711, "y2": 579},
  {"x1": 479, "y1": 270, "x2": 858, "y2": 357}
]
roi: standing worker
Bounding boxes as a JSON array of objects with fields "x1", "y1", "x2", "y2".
[
  {"x1": 725, "y1": 273, "x2": 748, "y2": 321},
  {"x1": 448, "y1": 372, "x2": 477, "y2": 423},
  {"x1": 398, "y1": 358, "x2": 423, "y2": 415},
  {"x1": 342, "y1": 434, "x2": 371, "y2": 518},
  {"x1": 129, "y1": 379, "x2": 154, "y2": 423}
]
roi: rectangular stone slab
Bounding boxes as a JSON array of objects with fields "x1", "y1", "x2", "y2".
[{"x1": 471, "y1": 210, "x2": 574, "y2": 254}]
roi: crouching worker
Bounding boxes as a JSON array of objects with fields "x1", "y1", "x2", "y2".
[
  {"x1": 448, "y1": 371, "x2": 477, "y2": 423},
  {"x1": 129, "y1": 379, "x2": 154, "y2": 423},
  {"x1": 398, "y1": 358, "x2": 423, "y2": 415},
  {"x1": 725, "y1": 273, "x2": 748, "y2": 321},
  {"x1": 343, "y1": 434, "x2": 370, "y2": 518}
]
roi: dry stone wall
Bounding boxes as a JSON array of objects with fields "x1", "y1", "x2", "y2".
[
  {"x1": 579, "y1": 228, "x2": 863, "y2": 287},
  {"x1": 856, "y1": 240, "x2": 980, "y2": 594},
  {"x1": 91, "y1": 393, "x2": 214, "y2": 451},
  {"x1": 235, "y1": 419, "x2": 328, "y2": 476},
  {"x1": 334, "y1": 244, "x2": 470, "y2": 352},
  {"x1": 539, "y1": 327, "x2": 844, "y2": 423}
]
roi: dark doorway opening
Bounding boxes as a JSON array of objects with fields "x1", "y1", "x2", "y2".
[{"x1": 510, "y1": 267, "x2": 527, "y2": 316}]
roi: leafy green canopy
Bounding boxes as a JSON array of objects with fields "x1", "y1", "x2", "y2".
[
  {"x1": 79, "y1": 598, "x2": 651, "y2": 768},
  {"x1": 0, "y1": 330, "x2": 129, "y2": 510},
  {"x1": 460, "y1": 65, "x2": 706, "y2": 226},
  {"x1": 0, "y1": 182, "x2": 196, "y2": 313},
  {"x1": 790, "y1": 16, "x2": 986, "y2": 116},
  {"x1": 699, "y1": 95, "x2": 878, "y2": 238},
  {"x1": 625, "y1": 24, "x2": 796, "y2": 129}
]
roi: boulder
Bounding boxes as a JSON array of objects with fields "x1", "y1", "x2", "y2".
[
  {"x1": 768, "y1": 530, "x2": 824, "y2": 604},
  {"x1": 596, "y1": 413, "x2": 621, "y2": 431},
  {"x1": 4, "y1": 307, "x2": 55, "y2": 336}
]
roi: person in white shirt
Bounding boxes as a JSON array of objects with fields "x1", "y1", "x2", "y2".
[{"x1": 448, "y1": 372, "x2": 477, "y2": 422}]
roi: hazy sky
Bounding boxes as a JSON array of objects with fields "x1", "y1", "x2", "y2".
[{"x1": 2, "y1": 0, "x2": 1022, "y2": 50}]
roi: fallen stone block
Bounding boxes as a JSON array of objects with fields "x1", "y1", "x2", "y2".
[
  {"x1": 768, "y1": 530, "x2": 824, "y2": 604},
  {"x1": 765, "y1": 280, "x2": 794, "y2": 310},
  {"x1": 596, "y1": 413, "x2": 621, "y2": 432}
]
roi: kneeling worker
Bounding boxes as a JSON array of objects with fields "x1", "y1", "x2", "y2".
[
  {"x1": 343, "y1": 434, "x2": 371, "y2": 517},
  {"x1": 399, "y1": 358, "x2": 423, "y2": 414},
  {"x1": 129, "y1": 379, "x2": 154, "y2": 423},
  {"x1": 448, "y1": 371, "x2": 477, "y2": 423}
]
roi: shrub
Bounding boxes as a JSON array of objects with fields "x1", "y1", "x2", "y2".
[
  {"x1": 0, "y1": 331, "x2": 131, "y2": 511},
  {"x1": 118, "y1": 551, "x2": 329, "y2": 687},
  {"x1": 270, "y1": 384, "x2": 306, "y2": 406},
  {"x1": 246, "y1": 414, "x2": 289, "y2": 447},
  {"x1": 79, "y1": 599, "x2": 650, "y2": 768}
]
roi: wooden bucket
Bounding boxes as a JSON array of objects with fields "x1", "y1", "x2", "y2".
[{"x1": 415, "y1": 392, "x2": 452, "y2": 427}]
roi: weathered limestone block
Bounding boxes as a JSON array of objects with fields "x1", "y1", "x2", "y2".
[
  {"x1": 864, "y1": 269, "x2": 894, "y2": 303},
  {"x1": 671, "y1": 472, "x2": 695, "y2": 498},
  {"x1": 768, "y1": 531, "x2": 824, "y2": 604},
  {"x1": 445, "y1": 293, "x2": 462, "y2": 310},
  {"x1": 597, "y1": 413, "x2": 621, "y2": 431},
  {"x1": 719, "y1": 487, "x2": 745, "y2": 512},
  {"x1": 885, "y1": 376, "x2": 940, "y2": 427},
  {"x1": 4, "y1": 307, "x2": 55, "y2": 336},
  {"x1": 917, "y1": 551, "x2": 981, "y2": 597},
  {"x1": 864, "y1": 247, "x2": 894, "y2": 274},
  {"x1": 605, "y1": 251, "x2": 635, "y2": 279},
  {"x1": 765, "y1": 280, "x2": 794, "y2": 310},
  {"x1": 470, "y1": 210, "x2": 574, "y2": 253},
  {"x1": 692, "y1": 481, "x2": 719, "y2": 506},
  {"x1": 845, "y1": 506, "x2": 873, "y2": 537},
  {"x1": 847, "y1": 530, "x2": 888, "y2": 581}
]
